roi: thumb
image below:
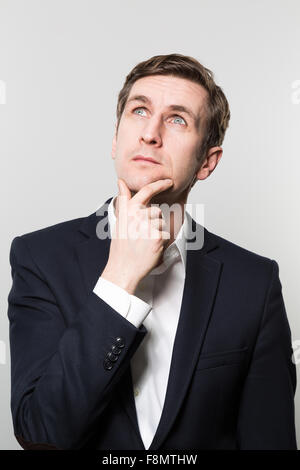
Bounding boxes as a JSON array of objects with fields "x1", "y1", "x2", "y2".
[{"x1": 118, "y1": 178, "x2": 131, "y2": 201}]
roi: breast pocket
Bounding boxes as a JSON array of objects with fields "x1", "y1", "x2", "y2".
[{"x1": 195, "y1": 346, "x2": 248, "y2": 371}]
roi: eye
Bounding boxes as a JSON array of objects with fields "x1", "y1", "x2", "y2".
[
  {"x1": 132, "y1": 107, "x2": 187, "y2": 125},
  {"x1": 172, "y1": 115, "x2": 186, "y2": 125},
  {"x1": 133, "y1": 107, "x2": 147, "y2": 116}
]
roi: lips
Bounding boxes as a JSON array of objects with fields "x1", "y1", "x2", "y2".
[{"x1": 133, "y1": 155, "x2": 160, "y2": 164}]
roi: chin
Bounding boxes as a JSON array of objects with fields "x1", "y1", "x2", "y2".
[{"x1": 127, "y1": 173, "x2": 160, "y2": 191}]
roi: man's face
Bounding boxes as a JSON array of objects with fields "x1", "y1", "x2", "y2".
[{"x1": 111, "y1": 74, "x2": 209, "y2": 204}]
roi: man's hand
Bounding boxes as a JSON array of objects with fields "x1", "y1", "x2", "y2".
[{"x1": 100, "y1": 177, "x2": 173, "y2": 294}]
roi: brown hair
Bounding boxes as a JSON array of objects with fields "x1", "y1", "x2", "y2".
[{"x1": 115, "y1": 53, "x2": 231, "y2": 165}]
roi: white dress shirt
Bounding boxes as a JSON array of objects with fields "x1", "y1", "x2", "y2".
[{"x1": 93, "y1": 195, "x2": 188, "y2": 449}]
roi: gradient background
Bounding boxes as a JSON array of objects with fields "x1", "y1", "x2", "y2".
[{"x1": 0, "y1": 0, "x2": 299, "y2": 450}]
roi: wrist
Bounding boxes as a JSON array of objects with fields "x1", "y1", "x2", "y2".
[{"x1": 100, "y1": 266, "x2": 139, "y2": 295}]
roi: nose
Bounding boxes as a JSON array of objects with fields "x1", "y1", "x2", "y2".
[{"x1": 140, "y1": 115, "x2": 162, "y2": 147}]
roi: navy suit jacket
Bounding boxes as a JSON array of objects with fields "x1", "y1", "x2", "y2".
[{"x1": 7, "y1": 197, "x2": 297, "y2": 450}]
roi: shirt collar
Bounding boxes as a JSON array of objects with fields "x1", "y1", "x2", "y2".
[{"x1": 107, "y1": 195, "x2": 188, "y2": 275}]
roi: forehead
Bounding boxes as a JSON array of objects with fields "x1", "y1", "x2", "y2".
[{"x1": 127, "y1": 75, "x2": 208, "y2": 114}]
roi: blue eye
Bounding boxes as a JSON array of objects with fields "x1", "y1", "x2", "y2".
[
  {"x1": 134, "y1": 107, "x2": 146, "y2": 116},
  {"x1": 133, "y1": 107, "x2": 186, "y2": 125},
  {"x1": 172, "y1": 116, "x2": 186, "y2": 125}
]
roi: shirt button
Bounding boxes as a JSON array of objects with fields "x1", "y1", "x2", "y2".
[{"x1": 134, "y1": 387, "x2": 140, "y2": 397}]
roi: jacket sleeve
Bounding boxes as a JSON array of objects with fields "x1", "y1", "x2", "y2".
[
  {"x1": 7, "y1": 236, "x2": 148, "y2": 450},
  {"x1": 93, "y1": 276, "x2": 152, "y2": 328},
  {"x1": 237, "y1": 259, "x2": 297, "y2": 449}
]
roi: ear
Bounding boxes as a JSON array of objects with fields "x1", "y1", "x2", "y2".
[
  {"x1": 111, "y1": 122, "x2": 118, "y2": 160},
  {"x1": 195, "y1": 146, "x2": 223, "y2": 181}
]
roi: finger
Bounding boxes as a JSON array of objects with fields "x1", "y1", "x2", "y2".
[
  {"x1": 132, "y1": 179, "x2": 173, "y2": 207},
  {"x1": 118, "y1": 178, "x2": 132, "y2": 199},
  {"x1": 145, "y1": 205, "x2": 163, "y2": 219},
  {"x1": 117, "y1": 178, "x2": 132, "y2": 219},
  {"x1": 151, "y1": 229, "x2": 170, "y2": 241},
  {"x1": 161, "y1": 230, "x2": 171, "y2": 241},
  {"x1": 118, "y1": 178, "x2": 132, "y2": 202},
  {"x1": 144, "y1": 217, "x2": 167, "y2": 233}
]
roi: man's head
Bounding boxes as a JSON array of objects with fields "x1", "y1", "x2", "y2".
[{"x1": 111, "y1": 53, "x2": 230, "y2": 205}]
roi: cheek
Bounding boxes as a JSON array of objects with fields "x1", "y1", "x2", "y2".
[
  {"x1": 118, "y1": 114, "x2": 141, "y2": 137},
  {"x1": 115, "y1": 128, "x2": 135, "y2": 157},
  {"x1": 171, "y1": 139, "x2": 199, "y2": 175},
  {"x1": 171, "y1": 153, "x2": 196, "y2": 182}
]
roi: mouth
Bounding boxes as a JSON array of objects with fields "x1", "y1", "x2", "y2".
[{"x1": 133, "y1": 155, "x2": 160, "y2": 164}]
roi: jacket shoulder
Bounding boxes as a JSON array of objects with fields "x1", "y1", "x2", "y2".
[
  {"x1": 212, "y1": 230, "x2": 272, "y2": 260},
  {"x1": 9, "y1": 212, "x2": 95, "y2": 262},
  {"x1": 205, "y1": 228, "x2": 277, "y2": 275}
]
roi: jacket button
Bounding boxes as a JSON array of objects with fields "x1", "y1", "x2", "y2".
[
  {"x1": 111, "y1": 344, "x2": 122, "y2": 355},
  {"x1": 103, "y1": 358, "x2": 113, "y2": 370},
  {"x1": 115, "y1": 337, "x2": 125, "y2": 348},
  {"x1": 106, "y1": 351, "x2": 118, "y2": 362}
]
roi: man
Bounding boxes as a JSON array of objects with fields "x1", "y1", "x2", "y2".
[{"x1": 7, "y1": 53, "x2": 297, "y2": 450}]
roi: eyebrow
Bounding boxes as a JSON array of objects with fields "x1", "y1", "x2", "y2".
[{"x1": 126, "y1": 94, "x2": 199, "y2": 124}]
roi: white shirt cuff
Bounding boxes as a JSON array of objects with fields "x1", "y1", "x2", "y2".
[{"x1": 93, "y1": 276, "x2": 152, "y2": 328}]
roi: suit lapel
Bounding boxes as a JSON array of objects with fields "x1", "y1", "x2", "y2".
[
  {"x1": 75, "y1": 198, "x2": 112, "y2": 295},
  {"x1": 75, "y1": 198, "x2": 222, "y2": 451},
  {"x1": 148, "y1": 215, "x2": 222, "y2": 450}
]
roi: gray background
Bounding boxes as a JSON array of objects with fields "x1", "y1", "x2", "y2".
[{"x1": 0, "y1": 0, "x2": 299, "y2": 450}]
